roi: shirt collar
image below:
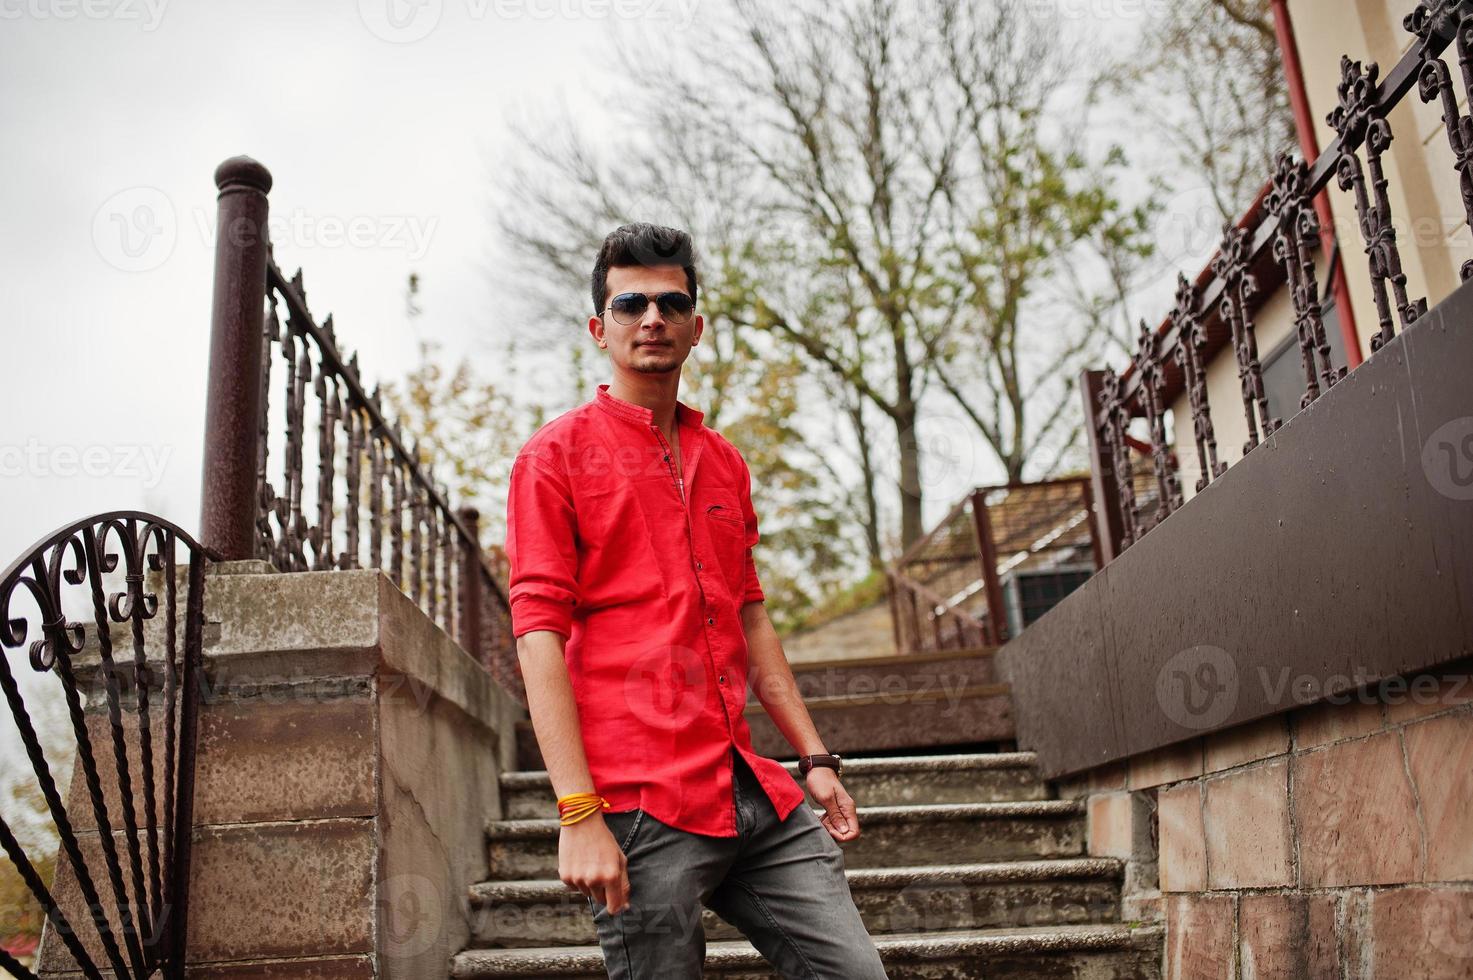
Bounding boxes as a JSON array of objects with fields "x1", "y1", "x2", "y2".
[{"x1": 595, "y1": 383, "x2": 704, "y2": 428}]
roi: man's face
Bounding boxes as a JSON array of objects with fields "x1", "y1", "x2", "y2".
[{"x1": 589, "y1": 264, "x2": 703, "y2": 377}]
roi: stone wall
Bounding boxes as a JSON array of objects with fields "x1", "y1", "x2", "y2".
[
  {"x1": 1060, "y1": 658, "x2": 1473, "y2": 978},
  {"x1": 36, "y1": 561, "x2": 525, "y2": 979}
]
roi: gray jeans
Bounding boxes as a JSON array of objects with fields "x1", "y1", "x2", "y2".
[{"x1": 588, "y1": 749, "x2": 889, "y2": 979}]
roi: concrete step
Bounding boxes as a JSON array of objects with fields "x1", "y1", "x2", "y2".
[
  {"x1": 498, "y1": 751, "x2": 1048, "y2": 819},
  {"x1": 467, "y1": 859, "x2": 1123, "y2": 949},
  {"x1": 452, "y1": 922, "x2": 1163, "y2": 978},
  {"x1": 744, "y1": 682, "x2": 1014, "y2": 759},
  {"x1": 485, "y1": 801, "x2": 1083, "y2": 879},
  {"x1": 513, "y1": 683, "x2": 1016, "y2": 771},
  {"x1": 774, "y1": 646, "x2": 1001, "y2": 701}
]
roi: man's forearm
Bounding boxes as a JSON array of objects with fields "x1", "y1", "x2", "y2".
[
  {"x1": 517, "y1": 630, "x2": 599, "y2": 800},
  {"x1": 740, "y1": 602, "x2": 827, "y2": 757}
]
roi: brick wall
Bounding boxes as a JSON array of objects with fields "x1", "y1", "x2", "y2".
[{"x1": 1061, "y1": 659, "x2": 1473, "y2": 979}]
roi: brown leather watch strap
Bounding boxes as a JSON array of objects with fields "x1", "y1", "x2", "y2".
[{"x1": 798, "y1": 753, "x2": 843, "y2": 777}]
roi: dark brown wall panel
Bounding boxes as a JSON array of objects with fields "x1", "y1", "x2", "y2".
[{"x1": 1001, "y1": 280, "x2": 1473, "y2": 779}]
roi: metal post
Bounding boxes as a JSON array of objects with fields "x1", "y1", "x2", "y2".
[
  {"x1": 199, "y1": 156, "x2": 273, "y2": 560},
  {"x1": 884, "y1": 568, "x2": 904, "y2": 655},
  {"x1": 1079, "y1": 478, "x2": 1105, "y2": 572},
  {"x1": 457, "y1": 507, "x2": 484, "y2": 663},
  {"x1": 1080, "y1": 370, "x2": 1126, "y2": 564},
  {"x1": 969, "y1": 489, "x2": 1009, "y2": 646}
]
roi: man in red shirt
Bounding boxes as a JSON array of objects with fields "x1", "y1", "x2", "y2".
[{"x1": 505, "y1": 224, "x2": 889, "y2": 978}]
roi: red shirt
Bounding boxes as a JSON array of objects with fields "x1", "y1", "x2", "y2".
[{"x1": 505, "y1": 383, "x2": 807, "y2": 837}]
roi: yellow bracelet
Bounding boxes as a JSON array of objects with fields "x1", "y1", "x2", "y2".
[{"x1": 556, "y1": 791, "x2": 611, "y2": 826}]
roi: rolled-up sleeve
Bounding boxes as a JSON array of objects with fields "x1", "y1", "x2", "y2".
[
  {"x1": 505, "y1": 447, "x2": 579, "y2": 638},
  {"x1": 737, "y1": 451, "x2": 766, "y2": 605}
]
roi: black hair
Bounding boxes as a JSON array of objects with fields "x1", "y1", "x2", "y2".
[{"x1": 590, "y1": 223, "x2": 699, "y2": 314}]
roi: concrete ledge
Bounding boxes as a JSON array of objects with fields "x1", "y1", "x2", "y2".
[{"x1": 39, "y1": 565, "x2": 526, "y2": 980}]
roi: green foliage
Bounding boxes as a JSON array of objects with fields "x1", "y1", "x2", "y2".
[{"x1": 1, "y1": 780, "x2": 56, "y2": 964}]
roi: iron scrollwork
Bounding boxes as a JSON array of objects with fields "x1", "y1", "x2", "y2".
[
  {"x1": 1212, "y1": 223, "x2": 1280, "y2": 453},
  {"x1": 1408, "y1": 0, "x2": 1473, "y2": 281},
  {"x1": 1133, "y1": 321, "x2": 1182, "y2": 532},
  {"x1": 0, "y1": 513, "x2": 211, "y2": 979},
  {"x1": 1170, "y1": 274, "x2": 1225, "y2": 491},
  {"x1": 1268, "y1": 154, "x2": 1343, "y2": 409},
  {"x1": 1327, "y1": 57, "x2": 1429, "y2": 352}
]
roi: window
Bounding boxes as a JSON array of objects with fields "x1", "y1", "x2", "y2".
[{"x1": 1260, "y1": 294, "x2": 1348, "y2": 427}]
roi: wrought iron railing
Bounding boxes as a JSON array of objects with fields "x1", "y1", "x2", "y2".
[
  {"x1": 1083, "y1": 2, "x2": 1469, "y2": 562},
  {"x1": 886, "y1": 479, "x2": 1105, "y2": 653},
  {"x1": 0, "y1": 512, "x2": 213, "y2": 979},
  {"x1": 198, "y1": 157, "x2": 522, "y2": 702}
]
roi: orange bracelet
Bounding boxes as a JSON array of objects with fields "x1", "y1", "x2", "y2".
[{"x1": 557, "y1": 791, "x2": 611, "y2": 826}]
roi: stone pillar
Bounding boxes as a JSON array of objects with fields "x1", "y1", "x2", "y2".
[{"x1": 37, "y1": 562, "x2": 526, "y2": 979}]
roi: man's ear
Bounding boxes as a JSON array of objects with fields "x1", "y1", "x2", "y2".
[
  {"x1": 588, "y1": 315, "x2": 606, "y2": 348},
  {"x1": 691, "y1": 314, "x2": 704, "y2": 347}
]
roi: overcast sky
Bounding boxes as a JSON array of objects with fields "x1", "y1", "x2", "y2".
[
  {"x1": 0, "y1": 0, "x2": 1196, "y2": 567},
  {"x1": 0, "y1": 0, "x2": 710, "y2": 563}
]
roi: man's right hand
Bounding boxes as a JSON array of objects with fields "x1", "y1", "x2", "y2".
[{"x1": 559, "y1": 817, "x2": 631, "y2": 915}]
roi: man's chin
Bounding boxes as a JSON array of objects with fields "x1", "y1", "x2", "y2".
[{"x1": 630, "y1": 354, "x2": 682, "y2": 374}]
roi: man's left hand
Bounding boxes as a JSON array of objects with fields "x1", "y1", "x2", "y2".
[{"x1": 805, "y1": 768, "x2": 860, "y2": 842}]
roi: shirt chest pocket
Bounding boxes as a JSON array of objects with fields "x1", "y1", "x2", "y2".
[{"x1": 700, "y1": 490, "x2": 748, "y2": 594}]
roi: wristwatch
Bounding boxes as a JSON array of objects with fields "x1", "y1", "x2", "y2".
[{"x1": 798, "y1": 753, "x2": 843, "y2": 777}]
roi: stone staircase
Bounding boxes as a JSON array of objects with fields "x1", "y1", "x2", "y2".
[
  {"x1": 450, "y1": 750, "x2": 1162, "y2": 978},
  {"x1": 515, "y1": 647, "x2": 1017, "y2": 771}
]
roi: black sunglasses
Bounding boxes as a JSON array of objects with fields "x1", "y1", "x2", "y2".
[{"x1": 600, "y1": 291, "x2": 696, "y2": 326}]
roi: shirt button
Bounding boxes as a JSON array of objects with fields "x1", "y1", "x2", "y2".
[
  {"x1": 706, "y1": 617, "x2": 715, "y2": 625},
  {"x1": 718, "y1": 675, "x2": 727, "y2": 684},
  {"x1": 696, "y1": 561, "x2": 703, "y2": 570}
]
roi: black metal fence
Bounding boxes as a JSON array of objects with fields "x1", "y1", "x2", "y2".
[
  {"x1": 1083, "y1": 2, "x2": 1469, "y2": 562},
  {"x1": 0, "y1": 512, "x2": 212, "y2": 979},
  {"x1": 198, "y1": 157, "x2": 522, "y2": 702}
]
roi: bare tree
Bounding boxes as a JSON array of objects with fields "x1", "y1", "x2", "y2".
[
  {"x1": 1111, "y1": 0, "x2": 1294, "y2": 223},
  {"x1": 495, "y1": 0, "x2": 1154, "y2": 557}
]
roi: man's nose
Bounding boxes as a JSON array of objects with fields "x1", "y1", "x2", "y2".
[{"x1": 640, "y1": 301, "x2": 666, "y2": 328}]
